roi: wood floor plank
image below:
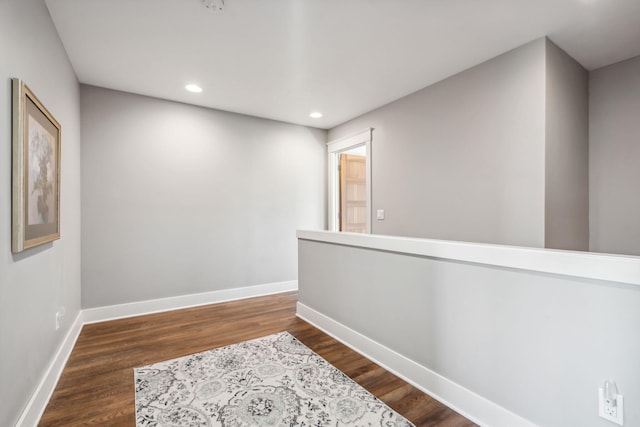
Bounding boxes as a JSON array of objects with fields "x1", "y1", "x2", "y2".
[{"x1": 39, "y1": 292, "x2": 478, "y2": 426}]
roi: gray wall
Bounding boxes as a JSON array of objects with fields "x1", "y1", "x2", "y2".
[
  {"x1": 329, "y1": 39, "x2": 547, "y2": 248},
  {"x1": 81, "y1": 86, "x2": 326, "y2": 308},
  {"x1": 328, "y1": 38, "x2": 592, "y2": 251},
  {"x1": 298, "y1": 239, "x2": 640, "y2": 427},
  {"x1": 544, "y1": 39, "x2": 589, "y2": 251},
  {"x1": 0, "y1": 0, "x2": 82, "y2": 425},
  {"x1": 589, "y1": 55, "x2": 640, "y2": 256}
]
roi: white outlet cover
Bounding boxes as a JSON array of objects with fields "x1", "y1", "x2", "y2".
[
  {"x1": 599, "y1": 387, "x2": 624, "y2": 425},
  {"x1": 376, "y1": 209, "x2": 385, "y2": 220},
  {"x1": 55, "y1": 307, "x2": 66, "y2": 331}
]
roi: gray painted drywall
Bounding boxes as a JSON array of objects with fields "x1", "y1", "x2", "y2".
[
  {"x1": 589, "y1": 55, "x2": 640, "y2": 256},
  {"x1": 0, "y1": 0, "x2": 82, "y2": 425},
  {"x1": 328, "y1": 38, "x2": 547, "y2": 248},
  {"x1": 544, "y1": 39, "x2": 589, "y2": 251},
  {"x1": 81, "y1": 86, "x2": 326, "y2": 308},
  {"x1": 298, "y1": 239, "x2": 640, "y2": 427}
]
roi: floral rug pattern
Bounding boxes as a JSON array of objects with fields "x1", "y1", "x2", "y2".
[{"x1": 135, "y1": 331, "x2": 414, "y2": 427}]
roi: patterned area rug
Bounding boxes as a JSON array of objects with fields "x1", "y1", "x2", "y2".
[{"x1": 134, "y1": 331, "x2": 414, "y2": 426}]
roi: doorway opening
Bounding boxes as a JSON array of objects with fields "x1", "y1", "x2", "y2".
[{"x1": 327, "y1": 129, "x2": 372, "y2": 233}]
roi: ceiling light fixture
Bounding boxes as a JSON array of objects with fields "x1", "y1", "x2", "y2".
[
  {"x1": 309, "y1": 112, "x2": 323, "y2": 119},
  {"x1": 185, "y1": 84, "x2": 203, "y2": 93},
  {"x1": 202, "y1": 0, "x2": 225, "y2": 12}
]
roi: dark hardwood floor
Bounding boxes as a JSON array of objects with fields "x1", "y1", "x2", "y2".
[{"x1": 40, "y1": 292, "x2": 477, "y2": 426}]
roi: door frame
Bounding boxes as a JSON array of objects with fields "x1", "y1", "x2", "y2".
[{"x1": 327, "y1": 128, "x2": 372, "y2": 233}]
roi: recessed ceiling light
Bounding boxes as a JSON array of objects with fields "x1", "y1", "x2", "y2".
[
  {"x1": 185, "y1": 84, "x2": 203, "y2": 93},
  {"x1": 309, "y1": 112, "x2": 323, "y2": 118}
]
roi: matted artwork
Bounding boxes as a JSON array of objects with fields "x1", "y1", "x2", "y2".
[{"x1": 12, "y1": 79, "x2": 61, "y2": 253}]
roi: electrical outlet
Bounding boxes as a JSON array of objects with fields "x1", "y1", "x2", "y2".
[
  {"x1": 55, "y1": 307, "x2": 66, "y2": 331},
  {"x1": 599, "y1": 385, "x2": 624, "y2": 425}
]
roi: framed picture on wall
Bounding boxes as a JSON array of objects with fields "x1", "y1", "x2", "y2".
[{"x1": 11, "y1": 78, "x2": 61, "y2": 253}]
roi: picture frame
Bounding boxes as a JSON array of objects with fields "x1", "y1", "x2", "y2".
[{"x1": 12, "y1": 79, "x2": 61, "y2": 253}]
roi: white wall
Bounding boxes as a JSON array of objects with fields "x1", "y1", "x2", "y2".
[
  {"x1": 0, "y1": 0, "x2": 82, "y2": 425},
  {"x1": 81, "y1": 86, "x2": 326, "y2": 308},
  {"x1": 544, "y1": 40, "x2": 589, "y2": 251},
  {"x1": 328, "y1": 39, "x2": 547, "y2": 248},
  {"x1": 589, "y1": 55, "x2": 640, "y2": 256},
  {"x1": 298, "y1": 233, "x2": 640, "y2": 427}
]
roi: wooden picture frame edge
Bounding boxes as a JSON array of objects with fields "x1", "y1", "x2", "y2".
[{"x1": 11, "y1": 78, "x2": 62, "y2": 253}]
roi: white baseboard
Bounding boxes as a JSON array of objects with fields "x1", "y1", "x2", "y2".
[
  {"x1": 16, "y1": 311, "x2": 84, "y2": 427},
  {"x1": 16, "y1": 281, "x2": 297, "y2": 426},
  {"x1": 296, "y1": 302, "x2": 538, "y2": 427},
  {"x1": 82, "y1": 280, "x2": 298, "y2": 324}
]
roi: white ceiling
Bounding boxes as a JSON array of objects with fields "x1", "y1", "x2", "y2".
[{"x1": 45, "y1": 0, "x2": 640, "y2": 129}]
